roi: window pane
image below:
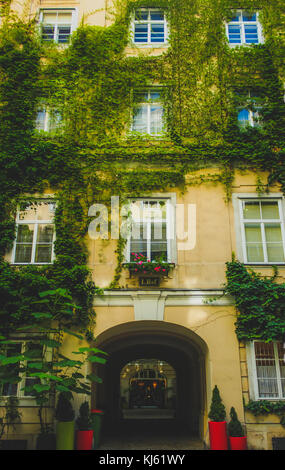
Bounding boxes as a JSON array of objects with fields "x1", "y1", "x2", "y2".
[
  {"x1": 134, "y1": 91, "x2": 149, "y2": 102},
  {"x1": 41, "y1": 26, "x2": 55, "y2": 41},
  {"x1": 49, "y1": 111, "x2": 62, "y2": 131},
  {"x1": 35, "y1": 244, "x2": 53, "y2": 263},
  {"x1": 244, "y1": 25, "x2": 258, "y2": 44},
  {"x1": 19, "y1": 203, "x2": 38, "y2": 221},
  {"x1": 58, "y1": 26, "x2": 71, "y2": 43},
  {"x1": 130, "y1": 222, "x2": 147, "y2": 258},
  {"x1": 150, "y1": 91, "x2": 161, "y2": 101},
  {"x1": 57, "y1": 12, "x2": 72, "y2": 23},
  {"x1": 267, "y1": 244, "x2": 284, "y2": 262},
  {"x1": 151, "y1": 24, "x2": 165, "y2": 42},
  {"x1": 265, "y1": 225, "x2": 284, "y2": 262},
  {"x1": 246, "y1": 245, "x2": 264, "y2": 262},
  {"x1": 133, "y1": 105, "x2": 148, "y2": 132},
  {"x1": 265, "y1": 224, "x2": 282, "y2": 242},
  {"x1": 261, "y1": 201, "x2": 280, "y2": 219},
  {"x1": 228, "y1": 25, "x2": 241, "y2": 43},
  {"x1": 14, "y1": 225, "x2": 34, "y2": 263},
  {"x1": 16, "y1": 224, "x2": 34, "y2": 243},
  {"x1": 151, "y1": 221, "x2": 167, "y2": 241},
  {"x1": 242, "y1": 12, "x2": 257, "y2": 22},
  {"x1": 42, "y1": 13, "x2": 57, "y2": 23},
  {"x1": 0, "y1": 343, "x2": 22, "y2": 397},
  {"x1": 230, "y1": 13, "x2": 241, "y2": 22},
  {"x1": 150, "y1": 11, "x2": 164, "y2": 21},
  {"x1": 145, "y1": 200, "x2": 166, "y2": 220},
  {"x1": 243, "y1": 201, "x2": 261, "y2": 219},
  {"x1": 150, "y1": 105, "x2": 163, "y2": 134},
  {"x1": 36, "y1": 202, "x2": 56, "y2": 221},
  {"x1": 14, "y1": 244, "x2": 33, "y2": 263},
  {"x1": 36, "y1": 110, "x2": 46, "y2": 131},
  {"x1": 2, "y1": 382, "x2": 18, "y2": 396},
  {"x1": 238, "y1": 108, "x2": 250, "y2": 126},
  {"x1": 19, "y1": 201, "x2": 55, "y2": 221},
  {"x1": 151, "y1": 222, "x2": 167, "y2": 260},
  {"x1": 255, "y1": 342, "x2": 279, "y2": 398},
  {"x1": 23, "y1": 343, "x2": 43, "y2": 397},
  {"x1": 37, "y1": 224, "x2": 54, "y2": 243},
  {"x1": 134, "y1": 24, "x2": 148, "y2": 43},
  {"x1": 245, "y1": 224, "x2": 264, "y2": 262},
  {"x1": 244, "y1": 224, "x2": 262, "y2": 242},
  {"x1": 277, "y1": 343, "x2": 285, "y2": 398},
  {"x1": 135, "y1": 10, "x2": 148, "y2": 21}
]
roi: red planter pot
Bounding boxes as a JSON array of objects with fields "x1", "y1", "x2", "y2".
[
  {"x1": 229, "y1": 436, "x2": 247, "y2": 450},
  {"x1": 208, "y1": 421, "x2": 228, "y2": 450},
  {"x1": 76, "y1": 430, "x2": 94, "y2": 450}
]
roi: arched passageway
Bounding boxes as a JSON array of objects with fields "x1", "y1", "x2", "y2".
[{"x1": 93, "y1": 321, "x2": 209, "y2": 447}]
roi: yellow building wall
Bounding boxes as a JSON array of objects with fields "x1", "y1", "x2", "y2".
[{"x1": 2, "y1": 0, "x2": 285, "y2": 449}]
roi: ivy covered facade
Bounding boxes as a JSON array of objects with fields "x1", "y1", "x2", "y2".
[{"x1": 0, "y1": 0, "x2": 284, "y2": 450}]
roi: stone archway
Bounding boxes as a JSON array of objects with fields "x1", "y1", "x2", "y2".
[{"x1": 93, "y1": 321, "x2": 209, "y2": 444}]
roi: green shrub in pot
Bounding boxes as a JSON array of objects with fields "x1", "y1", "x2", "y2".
[{"x1": 55, "y1": 392, "x2": 75, "y2": 450}]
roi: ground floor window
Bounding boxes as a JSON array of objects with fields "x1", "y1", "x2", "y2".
[
  {"x1": 0, "y1": 340, "x2": 44, "y2": 398},
  {"x1": 251, "y1": 341, "x2": 285, "y2": 399}
]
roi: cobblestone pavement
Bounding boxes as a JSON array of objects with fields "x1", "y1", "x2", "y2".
[
  {"x1": 99, "y1": 436, "x2": 204, "y2": 450},
  {"x1": 98, "y1": 420, "x2": 205, "y2": 450}
]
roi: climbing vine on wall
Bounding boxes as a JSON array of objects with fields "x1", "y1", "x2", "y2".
[
  {"x1": 0, "y1": 0, "x2": 284, "y2": 333},
  {"x1": 225, "y1": 260, "x2": 285, "y2": 341}
]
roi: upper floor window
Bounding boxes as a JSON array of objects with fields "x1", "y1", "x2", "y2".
[
  {"x1": 226, "y1": 11, "x2": 263, "y2": 45},
  {"x1": 39, "y1": 9, "x2": 77, "y2": 44},
  {"x1": 12, "y1": 200, "x2": 55, "y2": 265},
  {"x1": 249, "y1": 341, "x2": 285, "y2": 400},
  {"x1": 132, "y1": 8, "x2": 167, "y2": 45},
  {"x1": 239, "y1": 199, "x2": 285, "y2": 263},
  {"x1": 132, "y1": 89, "x2": 165, "y2": 135},
  {"x1": 237, "y1": 91, "x2": 262, "y2": 128},
  {"x1": 237, "y1": 108, "x2": 260, "y2": 128},
  {"x1": 126, "y1": 198, "x2": 173, "y2": 262},
  {"x1": 35, "y1": 108, "x2": 62, "y2": 132}
]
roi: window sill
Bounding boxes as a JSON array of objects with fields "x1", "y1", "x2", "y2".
[
  {"x1": 253, "y1": 398, "x2": 285, "y2": 401},
  {"x1": 243, "y1": 263, "x2": 285, "y2": 266},
  {"x1": 131, "y1": 43, "x2": 168, "y2": 48},
  {"x1": 228, "y1": 42, "x2": 263, "y2": 48},
  {"x1": 126, "y1": 133, "x2": 168, "y2": 141},
  {"x1": 11, "y1": 262, "x2": 54, "y2": 266},
  {"x1": 0, "y1": 397, "x2": 40, "y2": 407}
]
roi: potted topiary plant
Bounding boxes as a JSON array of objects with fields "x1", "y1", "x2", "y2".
[
  {"x1": 55, "y1": 392, "x2": 75, "y2": 450},
  {"x1": 228, "y1": 407, "x2": 247, "y2": 450},
  {"x1": 76, "y1": 401, "x2": 94, "y2": 450},
  {"x1": 208, "y1": 385, "x2": 228, "y2": 450}
]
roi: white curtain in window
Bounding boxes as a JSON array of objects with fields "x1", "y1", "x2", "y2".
[{"x1": 255, "y1": 342, "x2": 279, "y2": 398}]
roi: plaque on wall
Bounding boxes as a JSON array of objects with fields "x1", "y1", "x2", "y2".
[{"x1": 139, "y1": 277, "x2": 160, "y2": 287}]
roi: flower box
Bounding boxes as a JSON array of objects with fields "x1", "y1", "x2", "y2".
[{"x1": 123, "y1": 253, "x2": 175, "y2": 284}]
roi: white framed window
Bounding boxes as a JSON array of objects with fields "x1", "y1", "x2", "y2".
[
  {"x1": 35, "y1": 108, "x2": 62, "y2": 132},
  {"x1": 248, "y1": 341, "x2": 285, "y2": 400},
  {"x1": 39, "y1": 9, "x2": 77, "y2": 44},
  {"x1": 132, "y1": 8, "x2": 168, "y2": 46},
  {"x1": 11, "y1": 200, "x2": 56, "y2": 265},
  {"x1": 0, "y1": 340, "x2": 44, "y2": 399},
  {"x1": 125, "y1": 197, "x2": 175, "y2": 263},
  {"x1": 238, "y1": 198, "x2": 285, "y2": 264},
  {"x1": 132, "y1": 89, "x2": 165, "y2": 135},
  {"x1": 226, "y1": 11, "x2": 263, "y2": 46}
]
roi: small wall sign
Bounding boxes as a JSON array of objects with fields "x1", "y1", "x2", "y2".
[{"x1": 139, "y1": 277, "x2": 160, "y2": 287}]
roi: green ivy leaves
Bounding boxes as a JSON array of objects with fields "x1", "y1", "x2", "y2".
[{"x1": 225, "y1": 261, "x2": 285, "y2": 341}]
